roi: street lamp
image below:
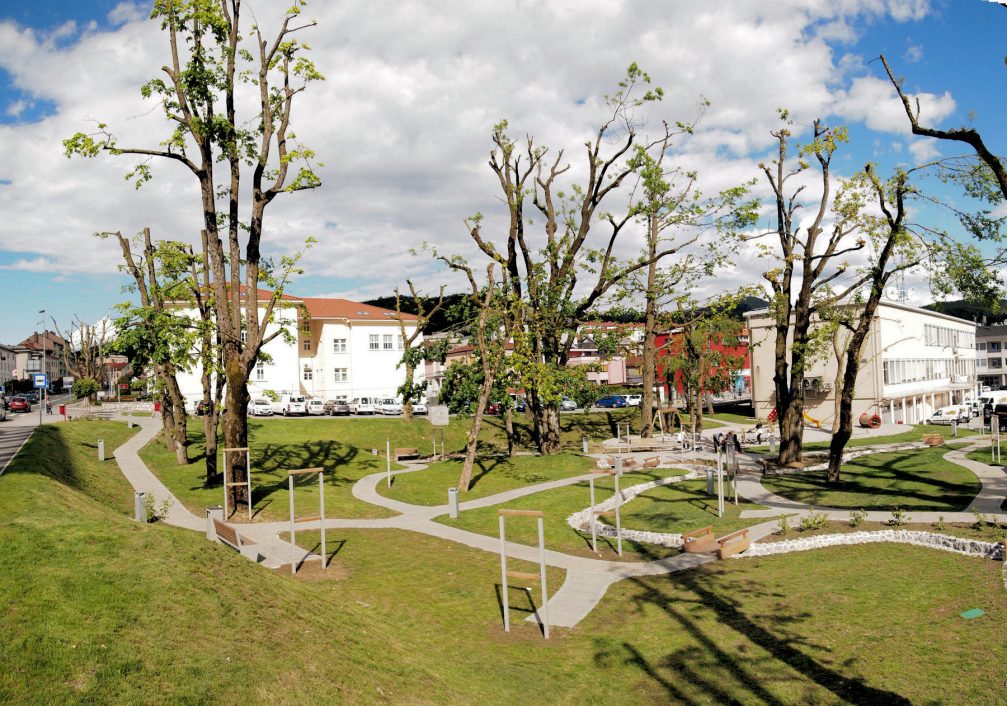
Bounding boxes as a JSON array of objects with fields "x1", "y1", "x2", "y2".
[{"x1": 37, "y1": 309, "x2": 46, "y2": 426}]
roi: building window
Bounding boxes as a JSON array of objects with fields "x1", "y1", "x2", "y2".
[
  {"x1": 256, "y1": 361, "x2": 265, "y2": 381},
  {"x1": 303, "y1": 340, "x2": 311, "y2": 351},
  {"x1": 240, "y1": 329, "x2": 247, "y2": 344},
  {"x1": 303, "y1": 366, "x2": 313, "y2": 381},
  {"x1": 991, "y1": 342, "x2": 1002, "y2": 353},
  {"x1": 398, "y1": 335, "x2": 404, "y2": 350},
  {"x1": 383, "y1": 334, "x2": 394, "y2": 350},
  {"x1": 334, "y1": 368, "x2": 348, "y2": 382},
  {"x1": 369, "y1": 334, "x2": 380, "y2": 351},
  {"x1": 990, "y1": 358, "x2": 1002, "y2": 369},
  {"x1": 301, "y1": 320, "x2": 311, "y2": 333},
  {"x1": 979, "y1": 342, "x2": 987, "y2": 352},
  {"x1": 333, "y1": 338, "x2": 347, "y2": 353}
]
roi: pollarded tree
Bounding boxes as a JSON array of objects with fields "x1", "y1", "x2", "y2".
[
  {"x1": 394, "y1": 281, "x2": 445, "y2": 422},
  {"x1": 65, "y1": 0, "x2": 323, "y2": 508}
]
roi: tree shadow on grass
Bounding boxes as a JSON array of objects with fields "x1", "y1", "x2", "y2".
[{"x1": 607, "y1": 543, "x2": 912, "y2": 704}]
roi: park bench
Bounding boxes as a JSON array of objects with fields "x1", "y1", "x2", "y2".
[
  {"x1": 717, "y1": 528, "x2": 750, "y2": 559},
  {"x1": 212, "y1": 518, "x2": 255, "y2": 554},
  {"x1": 394, "y1": 447, "x2": 420, "y2": 461},
  {"x1": 600, "y1": 456, "x2": 639, "y2": 472},
  {"x1": 681, "y1": 525, "x2": 717, "y2": 553},
  {"x1": 642, "y1": 456, "x2": 660, "y2": 469}
]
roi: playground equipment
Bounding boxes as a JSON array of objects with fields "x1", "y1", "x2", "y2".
[
  {"x1": 287, "y1": 467, "x2": 327, "y2": 576},
  {"x1": 858, "y1": 413, "x2": 882, "y2": 429},
  {"x1": 222, "y1": 447, "x2": 252, "y2": 520},
  {"x1": 802, "y1": 412, "x2": 822, "y2": 429},
  {"x1": 497, "y1": 509, "x2": 549, "y2": 639}
]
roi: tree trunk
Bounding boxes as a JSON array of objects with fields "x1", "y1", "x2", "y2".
[
  {"x1": 161, "y1": 394, "x2": 176, "y2": 451},
  {"x1": 203, "y1": 409, "x2": 219, "y2": 483},
  {"x1": 402, "y1": 360, "x2": 415, "y2": 422},
  {"x1": 459, "y1": 376, "x2": 494, "y2": 492},
  {"x1": 528, "y1": 386, "x2": 561, "y2": 454},
  {"x1": 640, "y1": 216, "x2": 659, "y2": 438},
  {"x1": 827, "y1": 371, "x2": 857, "y2": 482},
  {"x1": 505, "y1": 408, "x2": 515, "y2": 457},
  {"x1": 541, "y1": 406, "x2": 561, "y2": 454},
  {"x1": 775, "y1": 313, "x2": 811, "y2": 466},
  {"x1": 223, "y1": 355, "x2": 251, "y2": 512},
  {"x1": 161, "y1": 370, "x2": 189, "y2": 465}
]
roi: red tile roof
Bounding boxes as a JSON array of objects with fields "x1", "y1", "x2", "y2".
[{"x1": 300, "y1": 297, "x2": 418, "y2": 321}]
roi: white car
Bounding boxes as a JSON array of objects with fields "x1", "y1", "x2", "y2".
[
  {"x1": 306, "y1": 399, "x2": 326, "y2": 416},
  {"x1": 411, "y1": 400, "x2": 428, "y2": 415},
  {"x1": 272, "y1": 393, "x2": 307, "y2": 416},
  {"x1": 930, "y1": 405, "x2": 969, "y2": 425},
  {"x1": 379, "y1": 398, "x2": 403, "y2": 415},
  {"x1": 249, "y1": 398, "x2": 273, "y2": 416},
  {"x1": 349, "y1": 397, "x2": 377, "y2": 415},
  {"x1": 625, "y1": 394, "x2": 642, "y2": 407}
]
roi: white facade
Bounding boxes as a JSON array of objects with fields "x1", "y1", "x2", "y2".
[
  {"x1": 175, "y1": 293, "x2": 421, "y2": 405},
  {"x1": 748, "y1": 301, "x2": 977, "y2": 427},
  {"x1": 0, "y1": 343, "x2": 14, "y2": 383}
]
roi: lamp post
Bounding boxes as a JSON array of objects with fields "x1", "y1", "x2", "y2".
[{"x1": 37, "y1": 309, "x2": 46, "y2": 426}]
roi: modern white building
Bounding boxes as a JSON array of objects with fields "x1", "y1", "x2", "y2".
[
  {"x1": 175, "y1": 290, "x2": 421, "y2": 405},
  {"x1": 747, "y1": 301, "x2": 977, "y2": 427}
]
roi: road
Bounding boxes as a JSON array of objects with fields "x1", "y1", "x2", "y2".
[{"x1": 0, "y1": 393, "x2": 70, "y2": 475}]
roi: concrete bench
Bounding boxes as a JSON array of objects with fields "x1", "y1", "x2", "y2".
[
  {"x1": 717, "y1": 528, "x2": 750, "y2": 559},
  {"x1": 394, "y1": 447, "x2": 420, "y2": 461},
  {"x1": 682, "y1": 525, "x2": 717, "y2": 553}
]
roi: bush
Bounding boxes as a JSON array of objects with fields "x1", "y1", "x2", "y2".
[
  {"x1": 934, "y1": 515, "x2": 946, "y2": 532},
  {"x1": 799, "y1": 509, "x2": 830, "y2": 532},
  {"x1": 776, "y1": 515, "x2": 791, "y2": 536},
  {"x1": 849, "y1": 509, "x2": 867, "y2": 528},
  {"x1": 972, "y1": 509, "x2": 989, "y2": 532},
  {"x1": 888, "y1": 507, "x2": 910, "y2": 526},
  {"x1": 71, "y1": 377, "x2": 100, "y2": 400}
]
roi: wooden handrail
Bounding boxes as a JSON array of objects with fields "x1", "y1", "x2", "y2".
[
  {"x1": 498, "y1": 509, "x2": 543, "y2": 518},
  {"x1": 287, "y1": 467, "x2": 324, "y2": 476}
]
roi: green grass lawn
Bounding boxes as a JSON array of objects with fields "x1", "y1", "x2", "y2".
[
  {"x1": 438, "y1": 466, "x2": 709, "y2": 561},
  {"x1": 762, "y1": 445, "x2": 982, "y2": 511},
  {"x1": 380, "y1": 453, "x2": 595, "y2": 506},
  {"x1": 620, "y1": 477, "x2": 774, "y2": 535},
  {"x1": 3, "y1": 420, "x2": 1007, "y2": 703},
  {"x1": 966, "y1": 446, "x2": 1006, "y2": 467},
  {"x1": 709, "y1": 410, "x2": 757, "y2": 424}
]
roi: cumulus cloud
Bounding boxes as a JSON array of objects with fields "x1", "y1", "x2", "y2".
[{"x1": 0, "y1": 0, "x2": 958, "y2": 308}]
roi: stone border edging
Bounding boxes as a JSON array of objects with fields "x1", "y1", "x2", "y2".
[{"x1": 742, "y1": 529, "x2": 1004, "y2": 561}]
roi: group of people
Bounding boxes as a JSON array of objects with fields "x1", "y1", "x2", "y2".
[{"x1": 711, "y1": 430, "x2": 743, "y2": 453}]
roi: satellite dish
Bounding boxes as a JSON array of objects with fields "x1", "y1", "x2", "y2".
[{"x1": 884, "y1": 286, "x2": 900, "y2": 301}]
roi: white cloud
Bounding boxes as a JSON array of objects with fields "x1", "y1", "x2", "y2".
[
  {"x1": 908, "y1": 137, "x2": 940, "y2": 162},
  {"x1": 0, "y1": 0, "x2": 951, "y2": 307},
  {"x1": 904, "y1": 43, "x2": 924, "y2": 63}
]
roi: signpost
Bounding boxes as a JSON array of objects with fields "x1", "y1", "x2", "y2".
[
  {"x1": 428, "y1": 405, "x2": 449, "y2": 459},
  {"x1": 33, "y1": 373, "x2": 47, "y2": 426}
]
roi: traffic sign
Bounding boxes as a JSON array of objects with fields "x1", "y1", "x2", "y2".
[{"x1": 33, "y1": 373, "x2": 48, "y2": 389}]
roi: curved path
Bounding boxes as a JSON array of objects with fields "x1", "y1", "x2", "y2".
[{"x1": 111, "y1": 415, "x2": 1005, "y2": 628}]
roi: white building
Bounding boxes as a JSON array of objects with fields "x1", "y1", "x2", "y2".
[
  {"x1": 175, "y1": 291, "x2": 421, "y2": 405},
  {"x1": 747, "y1": 301, "x2": 977, "y2": 427},
  {"x1": 0, "y1": 343, "x2": 15, "y2": 385}
]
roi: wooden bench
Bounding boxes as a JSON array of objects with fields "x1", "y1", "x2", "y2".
[
  {"x1": 212, "y1": 518, "x2": 255, "y2": 553},
  {"x1": 394, "y1": 447, "x2": 420, "y2": 461},
  {"x1": 643, "y1": 456, "x2": 660, "y2": 469},
  {"x1": 717, "y1": 528, "x2": 750, "y2": 559},
  {"x1": 681, "y1": 525, "x2": 717, "y2": 553}
]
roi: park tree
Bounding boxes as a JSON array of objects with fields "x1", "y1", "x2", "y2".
[
  {"x1": 394, "y1": 281, "x2": 446, "y2": 422},
  {"x1": 467, "y1": 66, "x2": 732, "y2": 454},
  {"x1": 54, "y1": 316, "x2": 112, "y2": 396},
  {"x1": 65, "y1": 0, "x2": 323, "y2": 506}
]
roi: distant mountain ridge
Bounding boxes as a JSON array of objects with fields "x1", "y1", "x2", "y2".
[{"x1": 923, "y1": 299, "x2": 1007, "y2": 325}]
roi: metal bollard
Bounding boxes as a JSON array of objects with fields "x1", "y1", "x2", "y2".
[
  {"x1": 615, "y1": 455, "x2": 624, "y2": 473},
  {"x1": 205, "y1": 505, "x2": 223, "y2": 540},
  {"x1": 134, "y1": 491, "x2": 147, "y2": 522},
  {"x1": 706, "y1": 468, "x2": 715, "y2": 496},
  {"x1": 448, "y1": 488, "x2": 459, "y2": 519},
  {"x1": 582, "y1": 436, "x2": 589, "y2": 454},
  {"x1": 98, "y1": 439, "x2": 105, "y2": 462}
]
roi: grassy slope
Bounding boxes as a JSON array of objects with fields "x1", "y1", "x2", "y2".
[
  {"x1": 762, "y1": 445, "x2": 982, "y2": 511},
  {"x1": 3, "y1": 421, "x2": 1007, "y2": 703}
]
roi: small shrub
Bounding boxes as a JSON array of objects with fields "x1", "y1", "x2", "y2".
[
  {"x1": 776, "y1": 515, "x2": 791, "y2": 536},
  {"x1": 972, "y1": 509, "x2": 989, "y2": 532},
  {"x1": 888, "y1": 507, "x2": 910, "y2": 527},
  {"x1": 799, "y1": 509, "x2": 830, "y2": 532},
  {"x1": 144, "y1": 495, "x2": 173, "y2": 523},
  {"x1": 849, "y1": 509, "x2": 867, "y2": 528},
  {"x1": 934, "y1": 515, "x2": 946, "y2": 532}
]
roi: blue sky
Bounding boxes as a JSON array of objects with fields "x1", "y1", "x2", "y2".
[{"x1": 0, "y1": 1, "x2": 1006, "y2": 345}]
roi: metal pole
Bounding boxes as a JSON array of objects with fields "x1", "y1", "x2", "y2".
[
  {"x1": 319, "y1": 471, "x2": 327, "y2": 571},
  {"x1": 223, "y1": 450, "x2": 229, "y2": 520},
  {"x1": 717, "y1": 451, "x2": 725, "y2": 517},
  {"x1": 589, "y1": 475, "x2": 597, "y2": 553},
  {"x1": 246, "y1": 451, "x2": 252, "y2": 521},
  {"x1": 499, "y1": 515, "x2": 509, "y2": 632},
  {"x1": 537, "y1": 516, "x2": 549, "y2": 639},
  {"x1": 614, "y1": 471, "x2": 623, "y2": 556},
  {"x1": 386, "y1": 438, "x2": 392, "y2": 487},
  {"x1": 289, "y1": 474, "x2": 296, "y2": 575}
]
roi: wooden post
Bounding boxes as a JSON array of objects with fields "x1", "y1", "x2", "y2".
[
  {"x1": 589, "y1": 474, "x2": 597, "y2": 553},
  {"x1": 499, "y1": 514, "x2": 509, "y2": 633},
  {"x1": 614, "y1": 471, "x2": 623, "y2": 557},
  {"x1": 319, "y1": 471, "x2": 327, "y2": 572}
]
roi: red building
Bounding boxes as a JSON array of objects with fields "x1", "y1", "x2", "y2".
[{"x1": 654, "y1": 327, "x2": 751, "y2": 402}]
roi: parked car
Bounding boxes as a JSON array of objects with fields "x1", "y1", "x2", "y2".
[
  {"x1": 930, "y1": 405, "x2": 969, "y2": 425},
  {"x1": 325, "y1": 399, "x2": 351, "y2": 416},
  {"x1": 560, "y1": 396, "x2": 577, "y2": 411},
  {"x1": 595, "y1": 394, "x2": 627, "y2": 408},
  {"x1": 624, "y1": 394, "x2": 642, "y2": 407},
  {"x1": 9, "y1": 396, "x2": 31, "y2": 413},
  {"x1": 349, "y1": 397, "x2": 378, "y2": 415},
  {"x1": 378, "y1": 398, "x2": 403, "y2": 415},
  {"x1": 249, "y1": 398, "x2": 273, "y2": 416},
  {"x1": 195, "y1": 400, "x2": 213, "y2": 416},
  {"x1": 25, "y1": 391, "x2": 39, "y2": 404},
  {"x1": 271, "y1": 393, "x2": 307, "y2": 416},
  {"x1": 485, "y1": 402, "x2": 502, "y2": 415},
  {"x1": 412, "y1": 401, "x2": 428, "y2": 415},
  {"x1": 306, "y1": 399, "x2": 326, "y2": 416}
]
